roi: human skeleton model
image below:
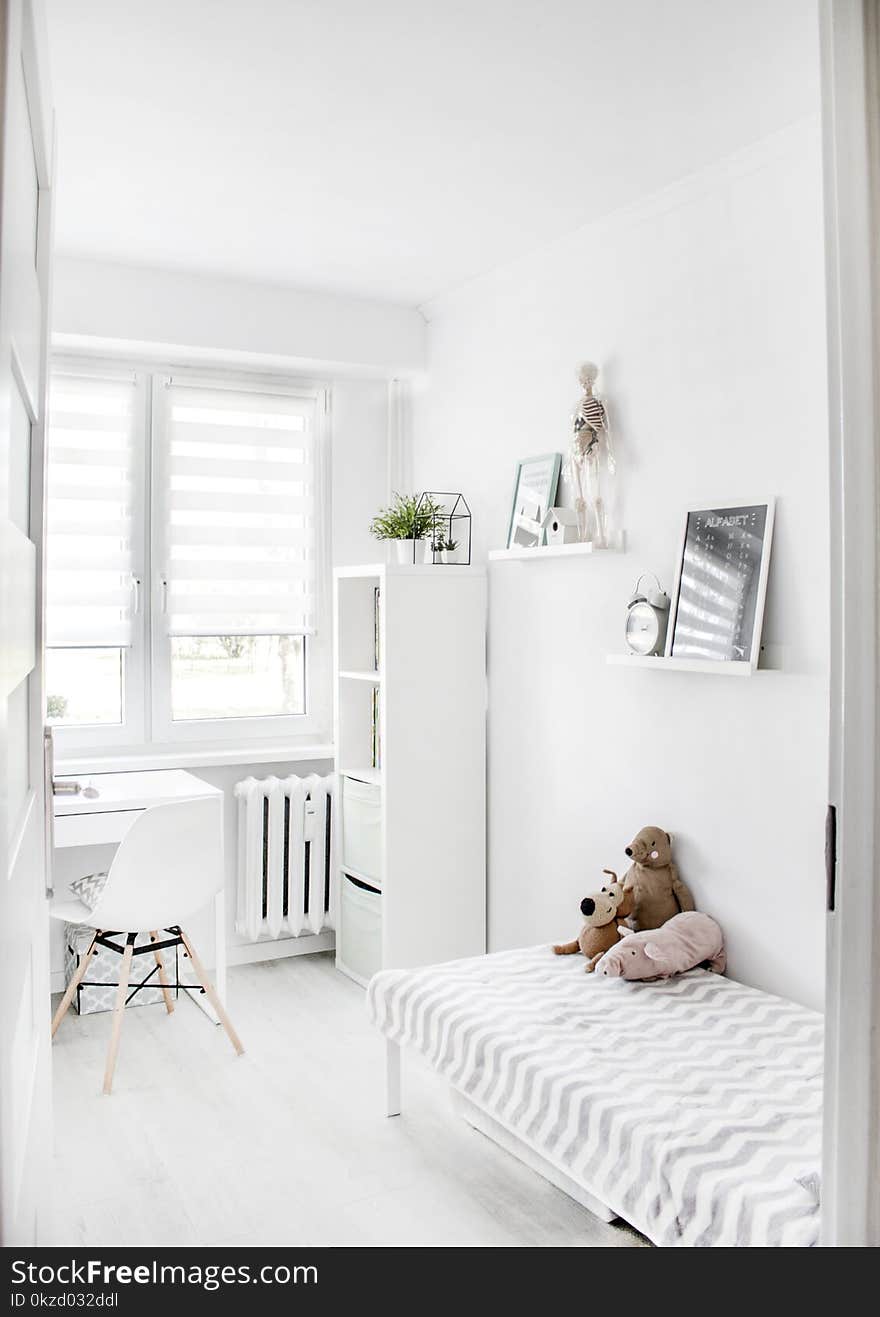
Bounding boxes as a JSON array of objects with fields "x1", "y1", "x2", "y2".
[{"x1": 566, "y1": 361, "x2": 615, "y2": 547}]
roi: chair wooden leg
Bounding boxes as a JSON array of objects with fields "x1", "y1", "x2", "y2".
[
  {"x1": 179, "y1": 928, "x2": 244, "y2": 1056},
  {"x1": 103, "y1": 935, "x2": 135, "y2": 1095},
  {"x1": 150, "y1": 931, "x2": 175, "y2": 1014},
  {"x1": 51, "y1": 932, "x2": 98, "y2": 1037}
]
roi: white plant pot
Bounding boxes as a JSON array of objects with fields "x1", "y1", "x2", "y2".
[
  {"x1": 393, "y1": 539, "x2": 416, "y2": 564},
  {"x1": 422, "y1": 540, "x2": 435, "y2": 563},
  {"x1": 438, "y1": 549, "x2": 449, "y2": 564}
]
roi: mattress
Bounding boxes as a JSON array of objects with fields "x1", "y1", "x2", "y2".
[{"x1": 367, "y1": 945, "x2": 823, "y2": 1247}]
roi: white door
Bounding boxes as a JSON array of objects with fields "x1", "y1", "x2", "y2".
[
  {"x1": 820, "y1": 0, "x2": 880, "y2": 1247},
  {"x1": 0, "y1": 0, "x2": 54, "y2": 1245}
]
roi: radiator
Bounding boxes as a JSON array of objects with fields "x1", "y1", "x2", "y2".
[{"x1": 234, "y1": 774, "x2": 335, "y2": 942}]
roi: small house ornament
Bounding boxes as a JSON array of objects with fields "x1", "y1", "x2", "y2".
[
  {"x1": 542, "y1": 507, "x2": 579, "y2": 546},
  {"x1": 565, "y1": 361, "x2": 615, "y2": 547}
]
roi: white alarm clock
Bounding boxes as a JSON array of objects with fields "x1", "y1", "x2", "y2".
[{"x1": 625, "y1": 572, "x2": 670, "y2": 656}]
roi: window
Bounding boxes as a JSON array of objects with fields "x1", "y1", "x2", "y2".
[
  {"x1": 46, "y1": 648, "x2": 124, "y2": 726},
  {"x1": 151, "y1": 377, "x2": 321, "y2": 742},
  {"x1": 46, "y1": 361, "x2": 329, "y2": 758},
  {"x1": 45, "y1": 369, "x2": 145, "y2": 746}
]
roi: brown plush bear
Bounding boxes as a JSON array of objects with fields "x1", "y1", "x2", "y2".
[
  {"x1": 553, "y1": 871, "x2": 635, "y2": 972},
  {"x1": 620, "y1": 827, "x2": 695, "y2": 931}
]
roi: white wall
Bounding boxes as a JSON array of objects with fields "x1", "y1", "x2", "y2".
[
  {"x1": 52, "y1": 256, "x2": 425, "y2": 377},
  {"x1": 330, "y1": 379, "x2": 390, "y2": 567},
  {"x1": 412, "y1": 121, "x2": 828, "y2": 1010}
]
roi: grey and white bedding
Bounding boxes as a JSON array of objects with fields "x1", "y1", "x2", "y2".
[{"x1": 366, "y1": 945, "x2": 823, "y2": 1247}]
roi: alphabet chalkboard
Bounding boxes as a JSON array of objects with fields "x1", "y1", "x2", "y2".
[{"x1": 668, "y1": 502, "x2": 774, "y2": 665}]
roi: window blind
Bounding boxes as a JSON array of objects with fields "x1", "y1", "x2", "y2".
[
  {"x1": 162, "y1": 382, "x2": 317, "y2": 637},
  {"x1": 46, "y1": 371, "x2": 139, "y2": 647}
]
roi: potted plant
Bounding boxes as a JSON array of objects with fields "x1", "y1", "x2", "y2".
[
  {"x1": 431, "y1": 536, "x2": 458, "y2": 565},
  {"x1": 370, "y1": 493, "x2": 442, "y2": 564}
]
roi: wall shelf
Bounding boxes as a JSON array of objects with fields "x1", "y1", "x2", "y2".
[
  {"x1": 489, "y1": 535, "x2": 624, "y2": 562},
  {"x1": 334, "y1": 562, "x2": 485, "y2": 579},
  {"x1": 606, "y1": 654, "x2": 761, "y2": 676},
  {"x1": 489, "y1": 542, "x2": 594, "y2": 562}
]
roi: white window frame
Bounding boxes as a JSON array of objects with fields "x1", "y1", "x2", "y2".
[
  {"x1": 47, "y1": 358, "x2": 149, "y2": 757},
  {"x1": 47, "y1": 355, "x2": 332, "y2": 760}
]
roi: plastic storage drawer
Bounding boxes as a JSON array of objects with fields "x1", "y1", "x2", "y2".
[
  {"x1": 340, "y1": 874, "x2": 382, "y2": 982},
  {"x1": 342, "y1": 774, "x2": 382, "y2": 886}
]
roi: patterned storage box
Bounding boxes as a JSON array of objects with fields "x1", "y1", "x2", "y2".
[{"x1": 64, "y1": 925, "x2": 179, "y2": 1016}]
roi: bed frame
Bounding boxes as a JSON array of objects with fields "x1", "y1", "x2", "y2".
[
  {"x1": 384, "y1": 1039, "x2": 618, "y2": 1224},
  {"x1": 371, "y1": 951, "x2": 823, "y2": 1247}
]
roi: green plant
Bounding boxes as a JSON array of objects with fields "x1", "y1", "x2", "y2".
[
  {"x1": 431, "y1": 535, "x2": 458, "y2": 553},
  {"x1": 370, "y1": 493, "x2": 442, "y2": 542}
]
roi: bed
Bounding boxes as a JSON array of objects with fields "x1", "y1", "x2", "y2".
[{"x1": 367, "y1": 945, "x2": 823, "y2": 1247}]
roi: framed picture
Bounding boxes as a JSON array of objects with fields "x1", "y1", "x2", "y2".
[
  {"x1": 506, "y1": 453, "x2": 562, "y2": 549},
  {"x1": 666, "y1": 500, "x2": 775, "y2": 670}
]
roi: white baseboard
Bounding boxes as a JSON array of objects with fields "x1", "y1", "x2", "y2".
[
  {"x1": 49, "y1": 930, "x2": 336, "y2": 993},
  {"x1": 227, "y1": 931, "x2": 335, "y2": 967}
]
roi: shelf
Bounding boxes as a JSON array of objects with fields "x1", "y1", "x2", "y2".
[
  {"x1": 488, "y1": 542, "x2": 593, "y2": 562},
  {"x1": 334, "y1": 562, "x2": 486, "y2": 579},
  {"x1": 338, "y1": 766, "x2": 383, "y2": 785},
  {"x1": 338, "y1": 669, "x2": 383, "y2": 683},
  {"x1": 490, "y1": 533, "x2": 630, "y2": 561},
  {"x1": 606, "y1": 654, "x2": 759, "y2": 676}
]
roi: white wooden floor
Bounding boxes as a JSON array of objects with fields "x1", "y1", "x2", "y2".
[{"x1": 47, "y1": 952, "x2": 647, "y2": 1248}]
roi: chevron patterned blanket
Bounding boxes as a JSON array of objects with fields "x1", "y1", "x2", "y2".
[{"x1": 367, "y1": 945, "x2": 823, "y2": 1247}]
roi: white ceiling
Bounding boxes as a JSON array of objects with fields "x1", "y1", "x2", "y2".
[{"x1": 47, "y1": 0, "x2": 819, "y2": 308}]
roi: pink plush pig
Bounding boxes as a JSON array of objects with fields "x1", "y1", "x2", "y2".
[{"x1": 595, "y1": 911, "x2": 726, "y2": 980}]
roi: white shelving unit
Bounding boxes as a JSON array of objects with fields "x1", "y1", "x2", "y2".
[{"x1": 333, "y1": 563, "x2": 487, "y2": 987}]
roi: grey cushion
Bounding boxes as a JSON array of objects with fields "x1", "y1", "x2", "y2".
[{"x1": 69, "y1": 871, "x2": 108, "y2": 911}]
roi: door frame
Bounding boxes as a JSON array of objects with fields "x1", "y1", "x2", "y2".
[
  {"x1": 820, "y1": 0, "x2": 880, "y2": 1247},
  {"x1": 0, "y1": 0, "x2": 55, "y2": 1243},
  {"x1": 24, "y1": 0, "x2": 54, "y2": 874}
]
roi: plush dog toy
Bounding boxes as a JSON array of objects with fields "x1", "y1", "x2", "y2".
[
  {"x1": 553, "y1": 871, "x2": 634, "y2": 972},
  {"x1": 595, "y1": 911, "x2": 725, "y2": 980},
  {"x1": 620, "y1": 826, "x2": 695, "y2": 931}
]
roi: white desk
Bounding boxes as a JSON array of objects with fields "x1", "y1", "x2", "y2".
[{"x1": 53, "y1": 769, "x2": 227, "y2": 1005}]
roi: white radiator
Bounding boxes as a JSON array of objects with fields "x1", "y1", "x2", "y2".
[{"x1": 234, "y1": 774, "x2": 336, "y2": 942}]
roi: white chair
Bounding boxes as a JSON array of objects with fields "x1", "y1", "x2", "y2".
[{"x1": 50, "y1": 796, "x2": 243, "y2": 1093}]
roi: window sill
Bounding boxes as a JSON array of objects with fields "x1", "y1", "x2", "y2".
[{"x1": 55, "y1": 742, "x2": 335, "y2": 775}]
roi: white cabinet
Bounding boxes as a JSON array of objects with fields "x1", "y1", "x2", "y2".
[{"x1": 333, "y1": 564, "x2": 487, "y2": 985}]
